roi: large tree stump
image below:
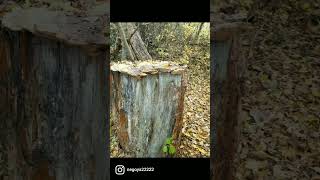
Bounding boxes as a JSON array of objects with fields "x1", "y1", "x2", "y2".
[
  {"x1": 0, "y1": 3, "x2": 109, "y2": 180},
  {"x1": 111, "y1": 61, "x2": 187, "y2": 157},
  {"x1": 211, "y1": 13, "x2": 251, "y2": 180}
]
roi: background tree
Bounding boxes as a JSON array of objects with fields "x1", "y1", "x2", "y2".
[
  {"x1": 111, "y1": 23, "x2": 210, "y2": 66},
  {"x1": 112, "y1": 23, "x2": 152, "y2": 61}
]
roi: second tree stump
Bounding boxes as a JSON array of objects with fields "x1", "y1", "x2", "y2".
[{"x1": 111, "y1": 61, "x2": 187, "y2": 157}]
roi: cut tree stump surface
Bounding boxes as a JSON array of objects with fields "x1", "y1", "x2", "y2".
[
  {"x1": 111, "y1": 61, "x2": 187, "y2": 157},
  {"x1": 111, "y1": 61, "x2": 187, "y2": 77},
  {"x1": 1, "y1": 3, "x2": 109, "y2": 47}
]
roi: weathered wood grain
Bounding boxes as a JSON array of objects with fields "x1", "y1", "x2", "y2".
[
  {"x1": 0, "y1": 9, "x2": 109, "y2": 180},
  {"x1": 111, "y1": 61, "x2": 187, "y2": 157},
  {"x1": 211, "y1": 13, "x2": 249, "y2": 180},
  {"x1": 211, "y1": 13, "x2": 252, "y2": 42}
]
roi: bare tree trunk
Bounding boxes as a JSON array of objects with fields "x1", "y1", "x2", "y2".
[
  {"x1": 116, "y1": 23, "x2": 135, "y2": 61},
  {"x1": 193, "y1": 22, "x2": 204, "y2": 44},
  {"x1": 124, "y1": 23, "x2": 152, "y2": 60}
]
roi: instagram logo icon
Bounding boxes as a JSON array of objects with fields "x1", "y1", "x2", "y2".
[{"x1": 115, "y1": 165, "x2": 125, "y2": 175}]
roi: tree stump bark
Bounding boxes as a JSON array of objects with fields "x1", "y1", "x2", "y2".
[
  {"x1": 211, "y1": 13, "x2": 251, "y2": 180},
  {"x1": 111, "y1": 61, "x2": 187, "y2": 157},
  {"x1": 0, "y1": 4, "x2": 109, "y2": 180}
]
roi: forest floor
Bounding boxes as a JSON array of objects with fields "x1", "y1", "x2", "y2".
[
  {"x1": 111, "y1": 45, "x2": 211, "y2": 158},
  {"x1": 176, "y1": 46, "x2": 210, "y2": 157},
  {"x1": 234, "y1": 8, "x2": 320, "y2": 179}
]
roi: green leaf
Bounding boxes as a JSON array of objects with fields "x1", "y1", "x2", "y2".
[
  {"x1": 168, "y1": 145, "x2": 176, "y2": 155},
  {"x1": 162, "y1": 145, "x2": 168, "y2": 153},
  {"x1": 165, "y1": 137, "x2": 173, "y2": 145}
]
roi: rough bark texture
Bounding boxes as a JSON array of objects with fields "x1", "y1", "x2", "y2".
[
  {"x1": 111, "y1": 61, "x2": 186, "y2": 157},
  {"x1": 211, "y1": 15, "x2": 249, "y2": 180},
  {"x1": 192, "y1": 22, "x2": 204, "y2": 44},
  {"x1": 116, "y1": 23, "x2": 135, "y2": 61},
  {"x1": 0, "y1": 5, "x2": 109, "y2": 180}
]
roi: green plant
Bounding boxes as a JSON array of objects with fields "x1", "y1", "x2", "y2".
[{"x1": 162, "y1": 137, "x2": 176, "y2": 156}]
